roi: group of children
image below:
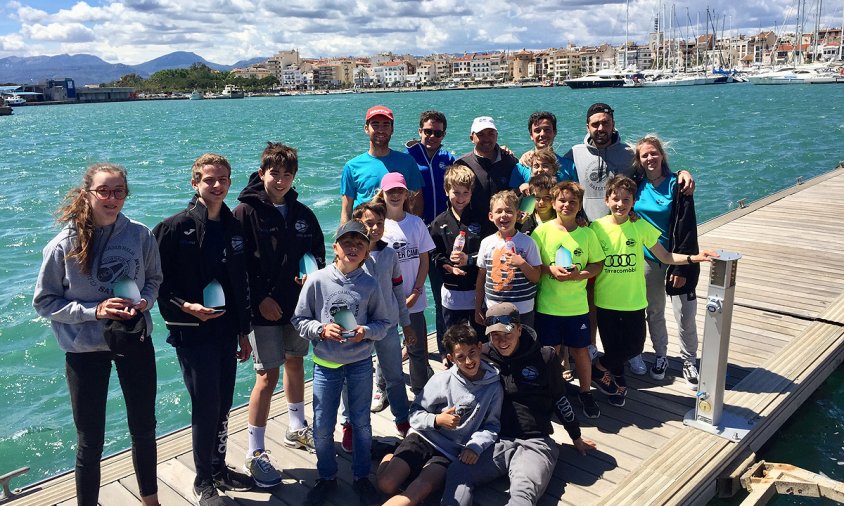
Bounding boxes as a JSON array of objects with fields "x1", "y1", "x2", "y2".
[{"x1": 36, "y1": 128, "x2": 715, "y2": 506}]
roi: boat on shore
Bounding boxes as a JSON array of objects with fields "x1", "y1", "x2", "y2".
[
  {"x1": 220, "y1": 84, "x2": 245, "y2": 98},
  {"x1": 3, "y1": 94, "x2": 26, "y2": 105},
  {"x1": 564, "y1": 69, "x2": 626, "y2": 89},
  {"x1": 748, "y1": 65, "x2": 844, "y2": 85}
]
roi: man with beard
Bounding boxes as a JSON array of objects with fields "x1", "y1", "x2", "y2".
[
  {"x1": 454, "y1": 116, "x2": 518, "y2": 218},
  {"x1": 561, "y1": 103, "x2": 694, "y2": 222},
  {"x1": 341, "y1": 105, "x2": 424, "y2": 224},
  {"x1": 439, "y1": 303, "x2": 596, "y2": 506}
]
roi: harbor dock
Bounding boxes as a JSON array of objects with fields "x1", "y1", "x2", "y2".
[{"x1": 6, "y1": 167, "x2": 844, "y2": 506}]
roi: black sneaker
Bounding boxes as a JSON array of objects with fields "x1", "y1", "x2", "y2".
[
  {"x1": 213, "y1": 465, "x2": 254, "y2": 492},
  {"x1": 683, "y1": 360, "x2": 699, "y2": 390},
  {"x1": 579, "y1": 391, "x2": 601, "y2": 419},
  {"x1": 306, "y1": 478, "x2": 338, "y2": 506},
  {"x1": 591, "y1": 365, "x2": 619, "y2": 396},
  {"x1": 353, "y1": 477, "x2": 380, "y2": 506},
  {"x1": 611, "y1": 373, "x2": 629, "y2": 406},
  {"x1": 193, "y1": 478, "x2": 225, "y2": 506}
]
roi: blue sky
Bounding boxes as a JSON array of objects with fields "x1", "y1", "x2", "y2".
[{"x1": 1, "y1": 0, "x2": 839, "y2": 64}]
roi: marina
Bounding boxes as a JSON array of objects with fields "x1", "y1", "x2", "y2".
[
  {"x1": 1, "y1": 84, "x2": 843, "y2": 505},
  {"x1": 4, "y1": 166, "x2": 844, "y2": 505}
]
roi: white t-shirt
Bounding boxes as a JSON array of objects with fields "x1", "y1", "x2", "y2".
[
  {"x1": 383, "y1": 213, "x2": 436, "y2": 314},
  {"x1": 477, "y1": 231, "x2": 541, "y2": 314}
]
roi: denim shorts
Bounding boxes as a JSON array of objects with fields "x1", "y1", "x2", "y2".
[
  {"x1": 249, "y1": 323, "x2": 309, "y2": 371},
  {"x1": 535, "y1": 312, "x2": 590, "y2": 348}
]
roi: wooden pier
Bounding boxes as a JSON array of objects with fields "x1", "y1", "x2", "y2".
[{"x1": 7, "y1": 168, "x2": 844, "y2": 506}]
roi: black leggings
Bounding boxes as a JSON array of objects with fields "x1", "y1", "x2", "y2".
[
  {"x1": 596, "y1": 307, "x2": 646, "y2": 377},
  {"x1": 176, "y1": 337, "x2": 238, "y2": 481},
  {"x1": 66, "y1": 343, "x2": 158, "y2": 506}
]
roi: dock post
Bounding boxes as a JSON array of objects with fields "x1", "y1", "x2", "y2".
[{"x1": 684, "y1": 250, "x2": 753, "y2": 441}]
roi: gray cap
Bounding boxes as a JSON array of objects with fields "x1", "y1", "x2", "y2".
[
  {"x1": 335, "y1": 221, "x2": 369, "y2": 243},
  {"x1": 484, "y1": 302, "x2": 520, "y2": 335}
]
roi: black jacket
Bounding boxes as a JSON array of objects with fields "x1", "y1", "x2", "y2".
[
  {"x1": 429, "y1": 204, "x2": 491, "y2": 293},
  {"x1": 486, "y1": 326, "x2": 582, "y2": 441},
  {"x1": 664, "y1": 177, "x2": 700, "y2": 296},
  {"x1": 233, "y1": 174, "x2": 326, "y2": 326},
  {"x1": 455, "y1": 147, "x2": 518, "y2": 217},
  {"x1": 153, "y1": 195, "x2": 251, "y2": 346}
]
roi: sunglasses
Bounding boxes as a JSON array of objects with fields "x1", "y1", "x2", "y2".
[
  {"x1": 485, "y1": 314, "x2": 519, "y2": 327},
  {"x1": 422, "y1": 128, "x2": 445, "y2": 138}
]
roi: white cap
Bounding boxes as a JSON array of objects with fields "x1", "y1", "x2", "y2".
[{"x1": 470, "y1": 116, "x2": 497, "y2": 134}]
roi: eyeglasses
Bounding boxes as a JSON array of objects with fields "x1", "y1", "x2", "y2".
[
  {"x1": 422, "y1": 128, "x2": 444, "y2": 138},
  {"x1": 87, "y1": 188, "x2": 128, "y2": 200},
  {"x1": 485, "y1": 314, "x2": 519, "y2": 327}
]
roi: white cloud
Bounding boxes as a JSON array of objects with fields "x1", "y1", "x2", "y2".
[{"x1": 0, "y1": 0, "x2": 835, "y2": 64}]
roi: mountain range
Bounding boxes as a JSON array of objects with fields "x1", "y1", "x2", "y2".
[{"x1": 0, "y1": 52, "x2": 269, "y2": 85}]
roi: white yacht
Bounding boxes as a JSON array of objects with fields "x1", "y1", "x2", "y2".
[{"x1": 564, "y1": 69, "x2": 626, "y2": 89}]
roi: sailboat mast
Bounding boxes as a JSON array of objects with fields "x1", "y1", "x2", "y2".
[{"x1": 625, "y1": 0, "x2": 629, "y2": 69}]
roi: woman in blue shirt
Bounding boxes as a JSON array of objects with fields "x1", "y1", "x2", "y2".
[{"x1": 630, "y1": 135, "x2": 701, "y2": 390}]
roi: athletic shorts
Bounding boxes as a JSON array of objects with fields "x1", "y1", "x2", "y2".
[
  {"x1": 249, "y1": 324, "x2": 309, "y2": 371},
  {"x1": 393, "y1": 432, "x2": 450, "y2": 477},
  {"x1": 536, "y1": 312, "x2": 591, "y2": 349}
]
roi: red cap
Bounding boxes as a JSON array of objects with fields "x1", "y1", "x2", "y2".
[{"x1": 366, "y1": 105, "x2": 394, "y2": 122}]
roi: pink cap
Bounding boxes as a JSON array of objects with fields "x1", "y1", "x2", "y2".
[
  {"x1": 366, "y1": 105, "x2": 394, "y2": 122},
  {"x1": 381, "y1": 172, "x2": 408, "y2": 191}
]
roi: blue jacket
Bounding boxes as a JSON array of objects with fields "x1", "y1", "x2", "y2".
[{"x1": 406, "y1": 142, "x2": 456, "y2": 224}]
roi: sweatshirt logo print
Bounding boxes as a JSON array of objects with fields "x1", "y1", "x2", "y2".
[
  {"x1": 295, "y1": 219, "x2": 309, "y2": 233},
  {"x1": 521, "y1": 365, "x2": 540, "y2": 381}
]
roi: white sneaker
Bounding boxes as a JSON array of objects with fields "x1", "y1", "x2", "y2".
[
  {"x1": 650, "y1": 355, "x2": 668, "y2": 380},
  {"x1": 628, "y1": 355, "x2": 647, "y2": 375},
  {"x1": 683, "y1": 360, "x2": 699, "y2": 390},
  {"x1": 370, "y1": 386, "x2": 388, "y2": 413},
  {"x1": 587, "y1": 344, "x2": 599, "y2": 361}
]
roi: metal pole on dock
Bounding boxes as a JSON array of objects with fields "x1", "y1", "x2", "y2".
[{"x1": 684, "y1": 250, "x2": 753, "y2": 441}]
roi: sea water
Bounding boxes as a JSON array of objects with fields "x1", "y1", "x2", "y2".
[{"x1": 1, "y1": 84, "x2": 842, "y2": 494}]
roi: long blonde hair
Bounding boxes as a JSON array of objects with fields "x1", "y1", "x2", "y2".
[{"x1": 56, "y1": 163, "x2": 128, "y2": 274}]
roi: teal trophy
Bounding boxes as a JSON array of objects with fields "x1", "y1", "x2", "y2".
[
  {"x1": 113, "y1": 276, "x2": 142, "y2": 304},
  {"x1": 203, "y1": 279, "x2": 226, "y2": 309},
  {"x1": 555, "y1": 246, "x2": 573, "y2": 269},
  {"x1": 299, "y1": 252, "x2": 319, "y2": 278},
  {"x1": 518, "y1": 195, "x2": 536, "y2": 216}
]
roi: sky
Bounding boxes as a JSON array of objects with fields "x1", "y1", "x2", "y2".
[{"x1": 0, "y1": 0, "x2": 841, "y2": 65}]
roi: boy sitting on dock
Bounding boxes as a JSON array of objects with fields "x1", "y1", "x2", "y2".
[
  {"x1": 233, "y1": 142, "x2": 326, "y2": 487},
  {"x1": 376, "y1": 324, "x2": 502, "y2": 506}
]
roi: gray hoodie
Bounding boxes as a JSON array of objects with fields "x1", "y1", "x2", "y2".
[
  {"x1": 33, "y1": 213, "x2": 162, "y2": 353},
  {"x1": 563, "y1": 131, "x2": 635, "y2": 221},
  {"x1": 409, "y1": 360, "x2": 502, "y2": 460},
  {"x1": 292, "y1": 263, "x2": 390, "y2": 365},
  {"x1": 363, "y1": 241, "x2": 411, "y2": 328}
]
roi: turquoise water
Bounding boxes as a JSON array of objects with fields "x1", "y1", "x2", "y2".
[{"x1": 1, "y1": 85, "x2": 843, "y2": 489}]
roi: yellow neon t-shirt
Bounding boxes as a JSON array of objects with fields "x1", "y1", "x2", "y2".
[
  {"x1": 533, "y1": 222, "x2": 605, "y2": 316},
  {"x1": 590, "y1": 215, "x2": 661, "y2": 311}
]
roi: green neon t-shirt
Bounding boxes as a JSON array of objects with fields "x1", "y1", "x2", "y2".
[
  {"x1": 590, "y1": 215, "x2": 661, "y2": 311},
  {"x1": 533, "y1": 222, "x2": 605, "y2": 316}
]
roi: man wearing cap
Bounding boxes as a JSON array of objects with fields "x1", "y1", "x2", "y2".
[
  {"x1": 440, "y1": 303, "x2": 596, "y2": 506},
  {"x1": 455, "y1": 116, "x2": 518, "y2": 217},
  {"x1": 561, "y1": 103, "x2": 694, "y2": 221},
  {"x1": 341, "y1": 105, "x2": 425, "y2": 224}
]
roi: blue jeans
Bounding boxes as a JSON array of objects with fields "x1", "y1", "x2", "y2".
[
  {"x1": 313, "y1": 357, "x2": 373, "y2": 480},
  {"x1": 373, "y1": 325, "x2": 410, "y2": 423}
]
